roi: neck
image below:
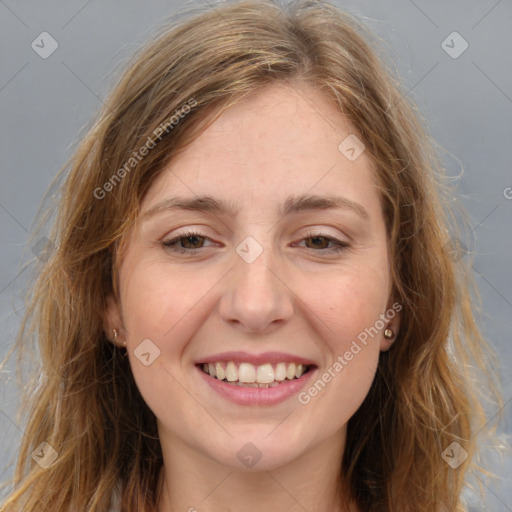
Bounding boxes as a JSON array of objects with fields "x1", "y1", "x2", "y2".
[{"x1": 155, "y1": 426, "x2": 358, "y2": 512}]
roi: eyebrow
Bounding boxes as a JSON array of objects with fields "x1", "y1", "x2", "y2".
[{"x1": 141, "y1": 193, "x2": 370, "y2": 221}]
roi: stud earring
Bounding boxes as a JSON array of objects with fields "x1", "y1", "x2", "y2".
[
  {"x1": 112, "y1": 328, "x2": 127, "y2": 346},
  {"x1": 384, "y1": 327, "x2": 395, "y2": 340}
]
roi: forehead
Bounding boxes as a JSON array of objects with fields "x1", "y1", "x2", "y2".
[{"x1": 141, "y1": 83, "x2": 380, "y2": 217}]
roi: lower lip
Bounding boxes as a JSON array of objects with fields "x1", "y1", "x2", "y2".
[{"x1": 196, "y1": 365, "x2": 317, "y2": 406}]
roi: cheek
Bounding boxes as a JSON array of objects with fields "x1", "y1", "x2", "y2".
[
  {"x1": 119, "y1": 257, "x2": 207, "y2": 341},
  {"x1": 293, "y1": 261, "x2": 387, "y2": 413},
  {"x1": 298, "y1": 261, "x2": 390, "y2": 349},
  {"x1": 119, "y1": 261, "x2": 206, "y2": 430},
  {"x1": 119, "y1": 259, "x2": 220, "y2": 399}
]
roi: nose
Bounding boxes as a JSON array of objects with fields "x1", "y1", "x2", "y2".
[{"x1": 218, "y1": 243, "x2": 294, "y2": 334}]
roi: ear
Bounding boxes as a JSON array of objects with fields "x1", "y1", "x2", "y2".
[
  {"x1": 103, "y1": 293, "x2": 126, "y2": 348},
  {"x1": 379, "y1": 300, "x2": 402, "y2": 352}
]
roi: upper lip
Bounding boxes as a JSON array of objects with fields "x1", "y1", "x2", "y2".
[{"x1": 196, "y1": 351, "x2": 317, "y2": 367}]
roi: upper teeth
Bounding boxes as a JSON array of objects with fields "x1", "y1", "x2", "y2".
[{"x1": 202, "y1": 361, "x2": 308, "y2": 383}]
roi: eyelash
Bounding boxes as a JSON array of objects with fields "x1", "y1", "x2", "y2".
[{"x1": 161, "y1": 229, "x2": 350, "y2": 255}]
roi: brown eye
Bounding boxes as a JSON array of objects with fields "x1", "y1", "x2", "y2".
[
  {"x1": 179, "y1": 235, "x2": 205, "y2": 249},
  {"x1": 299, "y1": 231, "x2": 350, "y2": 253},
  {"x1": 304, "y1": 236, "x2": 330, "y2": 249},
  {"x1": 161, "y1": 230, "x2": 214, "y2": 254}
]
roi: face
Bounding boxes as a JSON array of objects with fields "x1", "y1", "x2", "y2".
[{"x1": 106, "y1": 83, "x2": 400, "y2": 472}]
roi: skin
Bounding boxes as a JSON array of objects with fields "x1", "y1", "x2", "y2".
[{"x1": 105, "y1": 82, "x2": 400, "y2": 512}]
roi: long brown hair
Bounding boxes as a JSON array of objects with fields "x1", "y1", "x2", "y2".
[{"x1": 0, "y1": 1, "x2": 502, "y2": 510}]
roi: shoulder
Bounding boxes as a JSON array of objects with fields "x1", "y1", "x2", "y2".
[
  {"x1": 108, "y1": 501, "x2": 121, "y2": 511},
  {"x1": 108, "y1": 487, "x2": 122, "y2": 512}
]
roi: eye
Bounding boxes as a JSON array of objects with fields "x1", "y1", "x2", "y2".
[
  {"x1": 161, "y1": 230, "x2": 216, "y2": 254},
  {"x1": 298, "y1": 230, "x2": 350, "y2": 253},
  {"x1": 161, "y1": 229, "x2": 351, "y2": 255}
]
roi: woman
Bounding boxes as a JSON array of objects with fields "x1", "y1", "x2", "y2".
[{"x1": 0, "y1": 1, "x2": 502, "y2": 511}]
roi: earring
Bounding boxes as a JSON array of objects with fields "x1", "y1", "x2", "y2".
[
  {"x1": 384, "y1": 327, "x2": 395, "y2": 340},
  {"x1": 112, "y1": 328, "x2": 127, "y2": 347}
]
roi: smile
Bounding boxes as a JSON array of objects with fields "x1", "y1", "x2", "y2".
[
  {"x1": 196, "y1": 360, "x2": 318, "y2": 406},
  {"x1": 199, "y1": 361, "x2": 312, "y2": 388}
]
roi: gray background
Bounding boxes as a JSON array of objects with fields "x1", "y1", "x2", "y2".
[{"x1": 1, "y1": 0, "x2": 511, "y2": 509}]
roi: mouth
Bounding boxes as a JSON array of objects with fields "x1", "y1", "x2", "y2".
[{"x1": 196, "y1": 361, "x2": 316, "y2": 388}]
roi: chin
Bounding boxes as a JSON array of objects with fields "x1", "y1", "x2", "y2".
[{"x1": 207, "y1": 431, "x2": 309, "y2": 472}]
